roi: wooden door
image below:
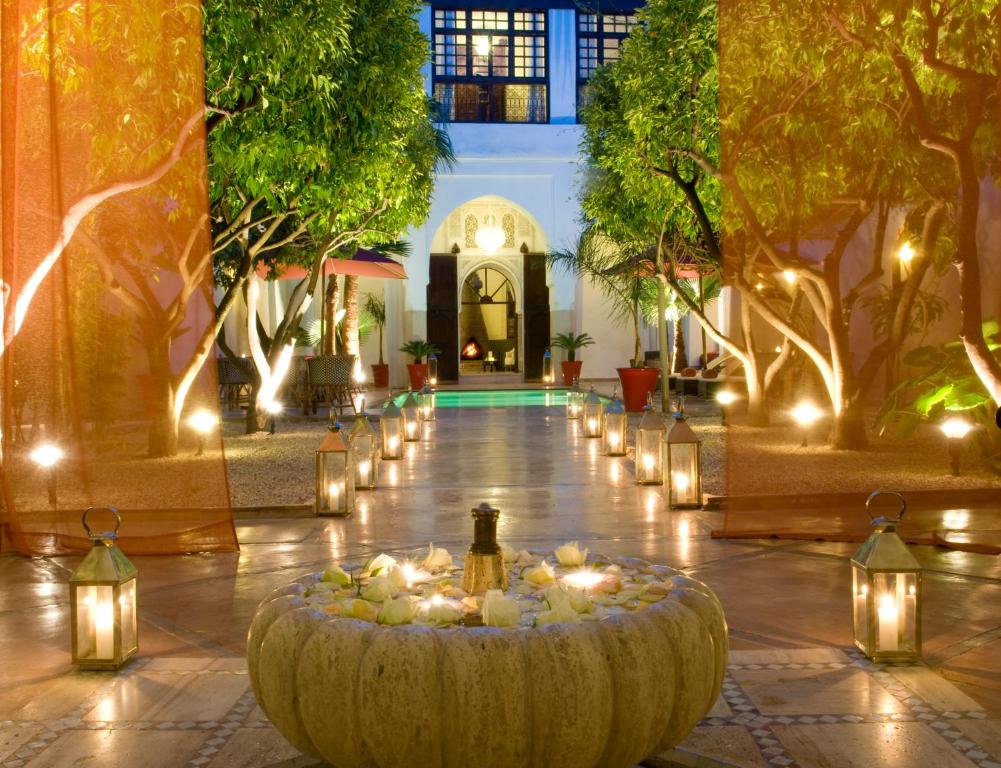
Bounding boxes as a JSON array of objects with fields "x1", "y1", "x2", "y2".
[
  {"x1": 427, "y1": 254, "x2": 459, "y2": 382},
  {"x1": 522, "y1": 253, "x2": 550, "y2": 380}
]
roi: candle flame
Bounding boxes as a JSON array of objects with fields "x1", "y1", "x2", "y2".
[{"x1": 563, "y1": 570, "x2": 605, "y2": 590}]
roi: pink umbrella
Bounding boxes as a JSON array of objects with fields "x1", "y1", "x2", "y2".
[{"x1": 257, "y1": 247, "x2": 407, "y2": 281}]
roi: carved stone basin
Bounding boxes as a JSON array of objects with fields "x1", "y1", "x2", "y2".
[{"x1": 247, "y1": 554, "x2": 727, "y2": 768}]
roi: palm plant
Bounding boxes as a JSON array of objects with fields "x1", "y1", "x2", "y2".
[
  {"x1": 363, "y1": 293, "x2": 387, "y2": 364},
  {"x1": 641, "y1": 277, "x2": 722, "y2": 373},
  {"x1": 548, "y1": 226, "x2": 655, "y2": 366},
  {"x1": 400, "y1": 339, "x2": 441, "y2": 364},
  {"x1": 550, "y1": 332, "x2": 595, "y2": 362}
]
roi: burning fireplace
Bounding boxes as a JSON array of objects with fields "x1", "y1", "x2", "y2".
[{"x1": 461, "y1": 336, "x2": 484, "y2": 360}]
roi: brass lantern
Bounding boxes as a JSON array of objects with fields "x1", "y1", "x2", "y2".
[
  {"x1": 603, "y1": 393, "x2": 627, "y2": 456},
  {"x1": 852, "y1": 491, "x2": 922, "y2": 663},
  {"x1": 348, "y1": 414, "x2": 379, "y2": 490},
  {"x1": 667, "y1": 415, "x2": 702, "y2": 509},
  {"x1": 70, "y1": 507, "x2": 138, "y2": 670},
  {"x1": 401, "y1": 391, "x2": 422, "y2": 442},
  {"x1": 542, "y1": 349, "x2": 554, "y2": 386},
  {"x1": 428, "y1": 352, "x2": 439, "y2": 387},
  {"x1": 565, "y1": 378, "x2": 583, "y2": 420},
  {"x1": 583, "y1": 387, "x2": 604, "y2": 438},
  {"x1": 635, "y1": 397, "x2": 666, "y2": 485},
  {"x1": 381, "y1": 400, "x2": 404, "y2": 460},
  {"x1": 419, "y1": 380, "x2": 436, "y2": 422},
  {"x1": 315, "y1": 426, "x2": 355, "y2": 516}
]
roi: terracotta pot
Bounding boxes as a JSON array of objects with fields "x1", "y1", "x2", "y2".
[
  {"x1": 406, "y1": 363, "x2": 429, "y2": 390},
  {"x1": 560, "y1": 360, "x2": 584, "y2": 386},
  {"x1": 617, "y1": 367, "x2": 661, "y2": 412},
  {"x1": 371, "y1": 363, "x2": 389, "y2": 388}
]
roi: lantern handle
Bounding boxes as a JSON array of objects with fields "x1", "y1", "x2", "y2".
[
  {"x1": 82, "y1": 506, "x2": 122, "y2": 540},
  {"x1": 865, "y1": 490, "x2": 906, "y2": 524}
]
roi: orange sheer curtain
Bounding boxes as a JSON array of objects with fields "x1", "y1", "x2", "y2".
[
  {"x1": 1, "y1": 0, "x2": 236, "y2": 555},
  {"x1": 715, "y1": 0, "x2": 1000, "y2": 547}
]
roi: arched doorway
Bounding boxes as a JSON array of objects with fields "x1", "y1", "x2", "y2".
[
  {"x1": 459, "y1": 265, "x2": 519, "y2": 374},
  {"x1": 426, "y1": 196, "x2": 551, "y2": 382}
]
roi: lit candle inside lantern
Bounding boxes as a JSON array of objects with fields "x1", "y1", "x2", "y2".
[
  {"x1": 643, "y1": 453, "x2": 655, "y2": 471},
  {"x1": 358, "y1": 460, "x2": 371, "y2": 487},
  {"x1": 673, "y1": 472, "x2": 690, "y2": 493},
  {"x1": 563, "y1": 570, "x2": 605, "y2": 591},
  {"x1": 94, "y1": 596, "x2": 114, "y2": 659},
  {"x1": 607, "y1": 432, "x2": 621, "y2": 449},
  {"x1": 587, "y1": 418, "x2": 598, "y2": 432},
  {"x1": 877, "y1": 593, "x2": 898, "y2": 651},
  {"x1": 328, "y1": 481, "x2": 343, "y2": 510},
  {"x1": 406, "y1": 422, "x2": 417, "y2": 438},
  {"x1": 387, "y1": 436, "x2": 399, "y2": 452}
]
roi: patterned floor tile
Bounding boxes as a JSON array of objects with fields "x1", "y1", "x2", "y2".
[
  {"x1": 770, "y1": 722, "x2": 979, "y2": 768},
  {"x1": 732, "y1": 666, "x2": 905, "y2": 716}
]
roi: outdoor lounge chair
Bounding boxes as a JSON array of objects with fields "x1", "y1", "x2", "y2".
[{"x1": 305, "y1": 354, "x2": 364, "y2": 416}]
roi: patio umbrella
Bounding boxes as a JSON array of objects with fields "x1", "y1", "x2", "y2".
[{"x1": 256, "y1": 247, "x2": 407, "y2": 281}]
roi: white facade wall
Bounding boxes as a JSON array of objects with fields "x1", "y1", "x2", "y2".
[{"x1": 388, "y1": 6, "x2": 638, "y2": 386}]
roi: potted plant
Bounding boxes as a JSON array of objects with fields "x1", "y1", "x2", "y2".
[
  {"x1": 548, "y1": 227, "x2": 659, "y2": 411},
  {"x1": 364, "y1": 294, "x2": 389, "y2": 387},
  {"x1": 400, "y1": 339, "x2": 441, "y2": 389},
  {"x1": 550, "y1": 332, "x2": 595, "y2": 386}
]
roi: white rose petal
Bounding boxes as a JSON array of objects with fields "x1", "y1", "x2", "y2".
[
  {"x1": 422, "y1": 542, "x2": 454, "y2": 571},
  {"x1": 500, "y1": 543, "x2": 517, "y2": 563},
  {"x1": 535, "y1": 599, "x2": 581, "y2": 626},
  {"x1": 378, "y1": 597, "x2": 416, "y2": 625},
  {"x1": 554, "y1": 541, "x2": 588, "y2": 567},
  {"x1": 364, "y1": 553, "x2": 398, "y2": 577},
  {"x1": 522, "y1": 561, "x2": 556, "y2": 586},
  {"x1": 425, "y1": 601, "x2": 463, "y2": 625},
  {"x1": 482, "y1": 589, "x2": 521, "y2": 628},
  {"x1": 349, "y1": 599, "x2": 380, "y2": 623},
  {"x1": 361, "y1": 576, "x2": 396, "y2": 603},
  {"x1": 321, "y1": 565, "x2": 352, "y2": 586},
  {"x1": 515, "y1": 549, "x2": 534, "y2": 564}
]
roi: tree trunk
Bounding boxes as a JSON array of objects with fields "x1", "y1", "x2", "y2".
[
  {"x1": 656, "y1": 278, "x2": 671, "y2": 411},
  {"x1": 673, "y1": 320, "x2": 687, "y2": 373},
  {"x1": 322, "y1": 275, "x2": 339, "y2": 355},
  {"x1": 739, "y1": 348, "x2": 770, "y2": 427},
  {"x1": 830, "y1": 397, "x2": 867, "y2": 450},
  {"x1": 343, "y1": 275, "x2": 360, "y2": 358},
  {"x1": 146, "y1": 345, "x2": 178, "y2": 457}
]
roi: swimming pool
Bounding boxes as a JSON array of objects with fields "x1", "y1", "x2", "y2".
[{"x1": 392, "y1": 388, "x2": 573, "y2": 408}]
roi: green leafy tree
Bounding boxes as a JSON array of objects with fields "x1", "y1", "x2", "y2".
[
  {"x1": 877, "y1": 322, "x2": 1001, "y2": 473},
  {"x1": 825, "y1": 0, "x2": 1001, "y2": 408},
  {"x1": 205, "y1": 0, "x2": 449, "y2": 431}
]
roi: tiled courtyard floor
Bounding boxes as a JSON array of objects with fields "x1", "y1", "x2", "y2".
[{"x1": 1, "y1": 403, "x2": 1000, "y2": 767}]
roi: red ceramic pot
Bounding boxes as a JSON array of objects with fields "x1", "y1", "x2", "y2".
[
  {"x1": 371, "y1": 363, "x2": 389, "y2": 388},
  {"x1": 617, "y1": 367, "x2": 661, "y2": 412},
  {"x1": 560, "y1": 360, "x2": 584, "y2": 386},
  {"x1": 406, "y1": 363, "x2": 429, "y2": 390}
]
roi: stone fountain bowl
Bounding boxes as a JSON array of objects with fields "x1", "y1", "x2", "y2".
[{"x1": 247, "y1": 556, "x2": 727, "y2": 768}]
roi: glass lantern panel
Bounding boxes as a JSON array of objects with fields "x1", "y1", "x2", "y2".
[
  {"x1": 851, "y1": 564, "x2": 869, "y2": 651},
  {"x1": 319, "y1": 455, "x2": 351, "y2": 514},
  {"x1": 420, "y1": 393, "x2": 436, "y2": 420},
  {"x1": 873, "y1": 572, "x2": 918, "y2": 654},
  {"x1": 669, "y1": 443, "x2": 700, "y2": 506},
  {"x1": 382, "y1": 420, "x2": 402, "y2": 459},
  {"x1": 403, "y1": 409, "x2": 422, "y2": 441},
  {"x1": 604, "y1": 414, "x2": 626, "y2": 455},
  {"x1": 566, "y1": 393, "x2": 581, "y2": 419},
  {"x1": 636, "y1": 430, "x2": 664, "y2": 484},
  {"x1": 352, "y1": 438, "x2": 377, "y2": 488},
  {"x1": 76, "y1": 584, "x2": 116, "y2": 660},
  {"x1": 119, "y1": 578, "x2": 138, "y2": 654},
  {"x1": 584, "y1": 404, "x2": 603, "y2": 437}
]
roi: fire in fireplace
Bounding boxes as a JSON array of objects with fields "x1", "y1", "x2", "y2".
[{"x1": 461, "y1": 336, "x2": 483, "y2": 360}]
